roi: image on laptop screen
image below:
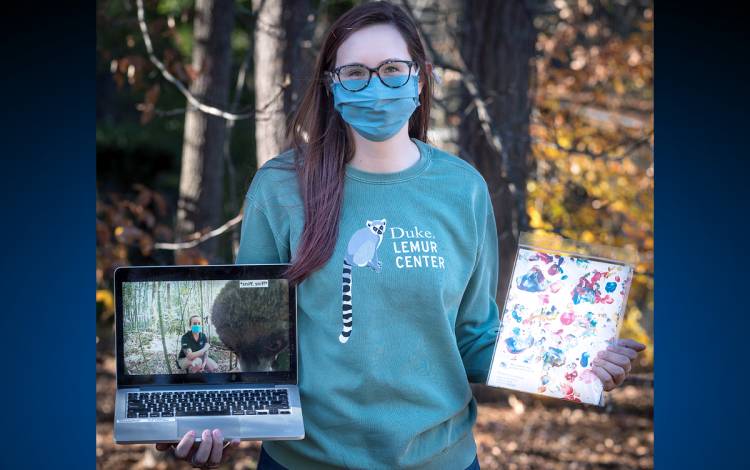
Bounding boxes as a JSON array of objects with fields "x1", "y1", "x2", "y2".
[{"x1": 121, "y1": 279, "x2": 290, "y2": 375}]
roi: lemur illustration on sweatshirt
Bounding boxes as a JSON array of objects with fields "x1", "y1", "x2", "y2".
[{"x1": 340, "y1": 218, "x2": 386, "y2": 343}]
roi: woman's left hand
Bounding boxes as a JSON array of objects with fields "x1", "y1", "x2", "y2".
[{"x1": 591, "y1": 338, "x2": 647, "y2": 391}]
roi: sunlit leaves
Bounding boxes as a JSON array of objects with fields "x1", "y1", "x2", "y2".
[
  {"x1": 528, "y1": 0, "x2": 653, "y2": 366},
  {"x1": 96, "y1": 289, "x2": 115, "y2": 321}
]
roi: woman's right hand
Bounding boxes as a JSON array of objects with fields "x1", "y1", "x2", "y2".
[{"x1": 155, "y1": 428, "x2": 240, "y2": 468}]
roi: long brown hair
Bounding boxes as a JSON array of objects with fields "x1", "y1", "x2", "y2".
[{"x1": 260, "y1": 1, "x2": 433, "y2": 287}]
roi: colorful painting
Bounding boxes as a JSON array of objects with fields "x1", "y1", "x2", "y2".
[{"x1": 487, "y1": 247, "x2": 634, "y2": 405}]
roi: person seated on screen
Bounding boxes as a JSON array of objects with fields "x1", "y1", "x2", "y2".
[{"x1": 177, "y1": 315, "x2": 218, "y2": 373}]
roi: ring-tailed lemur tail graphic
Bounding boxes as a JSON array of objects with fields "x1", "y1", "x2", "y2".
[
  {"x1": 339, "y1": 218, "x2": 386, "y2": 344},
  {"x1": 340, "y1": 259, "x2": 353, "y2": 343}
]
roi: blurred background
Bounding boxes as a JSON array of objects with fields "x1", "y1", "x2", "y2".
[{"x1": 96, "y1": 0, "x2": 653, "y2": 468}]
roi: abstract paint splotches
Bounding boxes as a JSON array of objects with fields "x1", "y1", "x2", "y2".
[{"x1": 487, "y1": 247, "x2": 633, "y2": 406}]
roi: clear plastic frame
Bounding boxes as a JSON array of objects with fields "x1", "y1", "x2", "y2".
[{"x1": 486, "y1": 231, "x2": 638, "y2": 406}]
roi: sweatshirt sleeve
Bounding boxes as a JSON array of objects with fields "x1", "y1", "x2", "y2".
[
  {"x1": 455, "y1": 185, "x2": 502, "y2": 384},
  {"x1": 235, "y1": 190, "x2": 290, "y2": 265}
]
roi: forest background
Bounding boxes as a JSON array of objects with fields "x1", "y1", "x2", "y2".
[{"x1": 96, "y1": 0, "x2": 653, "y2": 468}]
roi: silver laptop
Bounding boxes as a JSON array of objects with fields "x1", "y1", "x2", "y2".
[{"x1": 113, "y1": 264, "x2": 304, "y2": 444}]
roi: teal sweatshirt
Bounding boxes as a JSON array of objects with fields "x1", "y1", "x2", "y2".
[{"x1": 236, "y1": 137, "x2": 501, "y2": 469}]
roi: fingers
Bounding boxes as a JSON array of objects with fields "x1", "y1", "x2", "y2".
[
  {"x1": 593, "y1": 356, "x2": 626, "y2": 386},
  {"x1": 606, "y1": 344, "x2": 638, "y2": 360},
  {"x1": 192, "y1": 429, "x2": 214, "y2": 466},
  {"x1": 208, "y1": 429, "x2": 224, "y2": 466},
  {"x1": 597, "y1": 350, "x2": 632, "y2": 372},
  {"x1": 174, "y1": 430, "x2": 195, "y2": 459},
  {"x1": 617, "y1": 338, "x2": 647, "y2": 352},
  {"x1": 592, "y1": 365, "x2": 616, "y2": 391},
  {"x1": 151, "y1": 428, "x2": 236, "y2": 466},
  {"x1": 591, "y1": 339, "x2": 645, "y2": 392}
]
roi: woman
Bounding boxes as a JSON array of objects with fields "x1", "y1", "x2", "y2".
[
  {"x1": 158, "y1": 2, "x2": 645, "y2": 468},
  {"x1": 177, "y1": 314, "x2": 218, "y2": 373}
]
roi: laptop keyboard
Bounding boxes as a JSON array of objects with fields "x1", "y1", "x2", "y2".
[{"x1": 126, "y1": 389, "x2": 290, "y2": 418}]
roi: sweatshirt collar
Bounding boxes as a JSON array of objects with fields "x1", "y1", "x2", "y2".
[{"x1": 345, "y1": 138, "x2": 432, "y2": 184}]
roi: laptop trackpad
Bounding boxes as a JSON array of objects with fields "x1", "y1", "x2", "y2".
[{"x1": 177, "y1": 417, "x2": 241, "y2": 439}]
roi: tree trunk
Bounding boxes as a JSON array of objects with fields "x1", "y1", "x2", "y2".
[
  {"x1": 199, "y1": 280, "x2": 205, "y2": 327},
  {"x1": 176, "y1": 0, "x2": 235, "y2": 262},
  {"x1": 207, "y1": 282, "x2": 213, "y2": 342},
  {"x1": 178, "y1": 283, "x2": 192, "y2": 332},
  {"x1": 157, "y1": 283, "x2": 173, "y2": 374},
  {"x1": 138, "y1": 283, "x2": 156, "y2": 363},
  {"x1": 137, "y1": 284, "x2": 146, "y2": 330},
  {"x1": 252, "y1": 0, "x2": 313, "y2": 168},
  {"x1": 457, "y1": 0, "x2": 536, "y2": 305}
]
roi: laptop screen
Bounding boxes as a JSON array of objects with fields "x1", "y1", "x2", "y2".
[{"x1": 115, "y1": 265, "x2": 296, "y2": 386}]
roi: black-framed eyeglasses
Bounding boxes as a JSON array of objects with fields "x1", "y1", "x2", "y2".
[{"x1": 326, "y1": 59, "x2": 419, "y2": 92}]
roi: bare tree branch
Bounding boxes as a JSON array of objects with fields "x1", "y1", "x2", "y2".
[
  {"x1": 135, "y1": 0, "x2": 252, "y2": 121},
  {"x1": 154, "y1": 213, "x2": 243, "y2": 251},
  {"x1": 136, "y1": 0, "x2": 286, "y2": 125},
  {"x1": 133, "y1": 81, "x2": 287, "y2": 121}
]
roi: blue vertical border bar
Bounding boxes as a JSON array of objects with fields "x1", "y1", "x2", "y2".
[
  {"x1": 658, "y1": 1, "x2": 750, "y2": 468},
  {"x1": 0, "y1": 1, "x2": 94, "y2": 467}
]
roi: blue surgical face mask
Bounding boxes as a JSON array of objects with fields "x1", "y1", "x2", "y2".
[
  {"x1": 191, "y1": 324, "x2": 202, "y2": 334},
  {"x1": 332, "y1": 75, "x2": 420, "y2": 142}
]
